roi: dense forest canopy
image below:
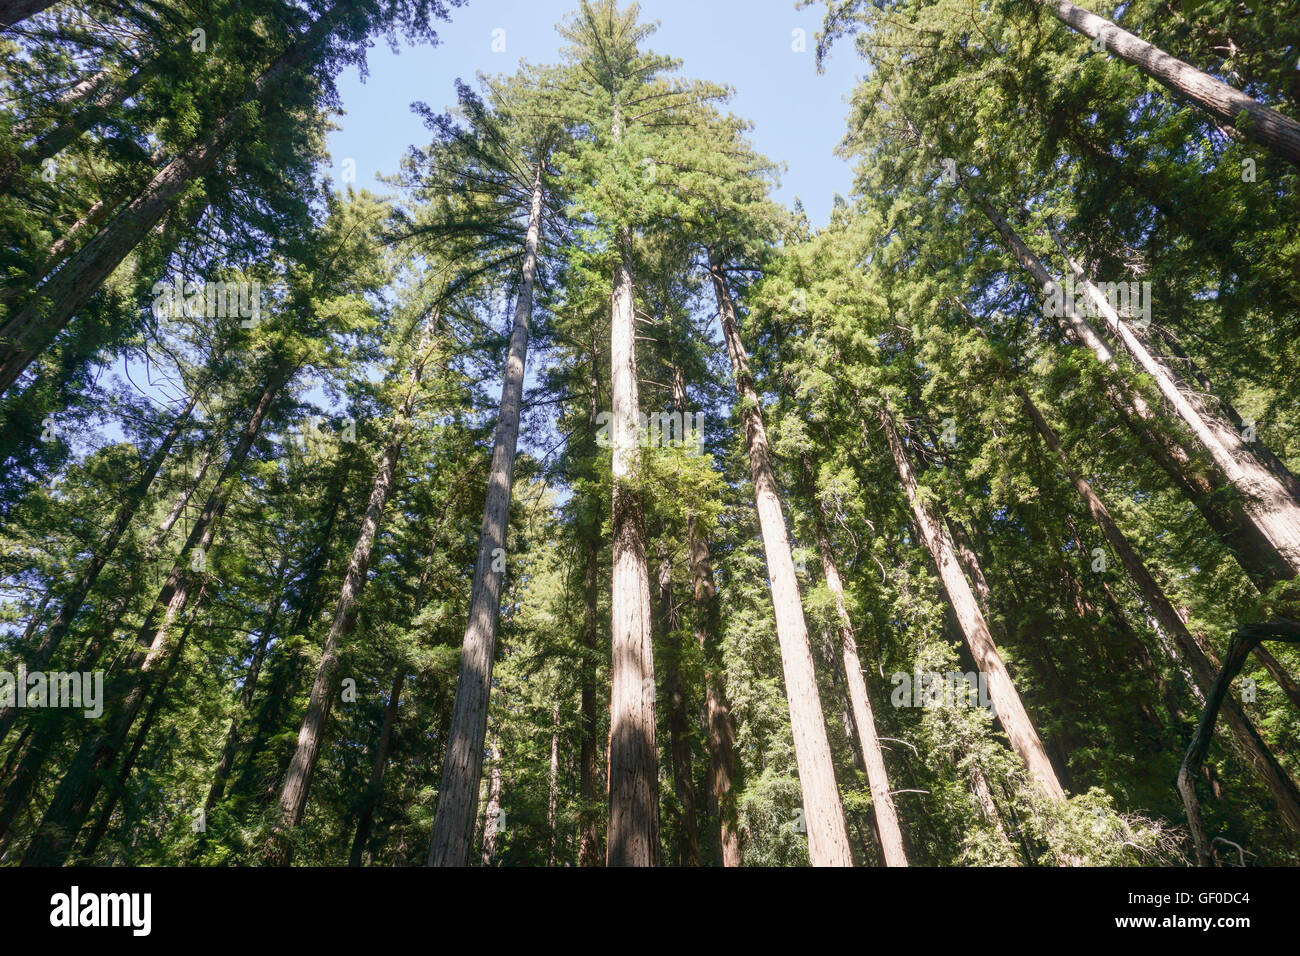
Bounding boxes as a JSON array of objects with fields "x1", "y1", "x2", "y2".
[{"x1": 0, "y1": 0, "x2": 1298, "y2": 869}]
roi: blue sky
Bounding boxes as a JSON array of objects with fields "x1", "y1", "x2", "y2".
[
  {"x1": 326, "y1": 0, "x2": 864, "y2": 226},
  {"x1": 95, "y1": 2, "x2": 865, "y2": 453}
]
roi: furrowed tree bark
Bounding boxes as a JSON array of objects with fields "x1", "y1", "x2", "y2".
[
  {"x1": 0, "y1": 3, "x2": 347, "y2": 395},
  {"x1": 0, "y1": 391, "x2": 197, "y2": 748},
  {"x1": 802, "y1": 454, "x2": 908, "y2": 867},
  {"x1": 687, "y1": 511, "x2": 741, "y2": 867},
  {"x1": 578, "y1": 472, "x2": 604, "y2": 866},
  {"x1": 968, "y1": 188, "x2": 1297, "y2": 590},
  {"x1": 19, "y1": 358, "x2": 292, "y2": 866},
  {"x1": 709, "y1": 256, "x2": 851, "y2": 866},
  {"x1": 656, "y1": 544, "x2": 700, "y2": 866},
  {"x1": 266, "y1": 315, "x2": 440, "y2": 864},
  {"x1": 603, "y1": 228, "x2": 660, "y2": 867},
  {"x1": 348, "y1": 670, "x2": 404, "y2": 867},
  {"x1": 673, "y1": 366, "x2": 740, "y2": 866},
  {"x1": 480, "y1": 742, "x2": 504, "y2": 866},
  {"x1": 877, "y1": 405, "x2": 1067, "y2": 802},
  {"x1": 1019, "y1": 387, "x2": 1300, "y2": 835},
  {"x1": 1048, "y1": 229, "x2": 1300, "y2": 579},
  {"x1": 1038, "y1": 0, "x2": 1300, "y2": 167},
  {"x1": 429, "y1": 162, "x2": 544, "y2": 867}
]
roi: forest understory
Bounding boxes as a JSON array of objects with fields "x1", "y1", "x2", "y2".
[{"x1": 1, "y1": 0, "x2": 1299, "y2": 869}]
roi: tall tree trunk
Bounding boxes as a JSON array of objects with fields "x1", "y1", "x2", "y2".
[
  {"x1": 604, "y1": 228, "x2": 660, "y2": 867},
  {"x1": 877, "y1": 405, "x2": 1067, "y2": 802},
  {"x1": 19, "y1": 358, "x2": 292, "y2": 866},
  {"x1": 968, "y1": 190, "x2": 1297, "y2": 590},
  {"x1": 480, "y1": 742, "x2": 504, "y2": 866},
  {"x1": 578, "y1": 483, "x2": 604, "y2": 866},
  {"x1": 429, "y1": 162, "x2": 545, "y2": 866},
  {"x1": 1037, "y1": 0, "x2": 1300, "y2": 167},
  {"x1": 0, "y1": 44, "x2": 158, "y2": 193},
  {"x1": 0, "y1": 391, "x2": 197, "y2": 746},
  {"x1": 709, "y1": 256, "x2": 851, "y2": 866},
  {"x1": 546, "y1": 698, "x2": 561, "y2": 866},
  {"x1": 76, "y1": 586, "x2": 205, "y2": 863},
  {"x1": 687, "y1": 512, "x2": 741, "y2": 867},
  {"x1": 970, "y1": 762, "x2": 1018, "y2": 862},
  {"x1": 1048, "y1": 229, "x2": 1300, "y2": 578},
  {"x1": 10, "y1": 65, "x2": 112, "y2": 140},
  {"x1": 348, "y1": 670, "x2": 404, "y2": 867},
  {"x1": 147, "y1": 438, "x2": 217, "y2": 556},
  {"x1": 267, "y1": 315, "x2": 441, "y2": 864},
  {"x1": 0, "y1": 3, "x2": 346, "y2": 395},
  {"x1": 1019, "y1": 387, "x2": 1300, "y2": 834},
  {"x1": 803, "y1": 454, "x2": 908, "y2": 866},
  {"x1": 672, "y1": 368, "x2": 740, "y2": 866},
  {"x1": 657, "y1": 544, "x2": 700, "y2": 866},
  {"x1": 0, "y1": 541, "x2": 152, "y2": 846},
  {"x1": 203, "y1": 559, "x2": 288, "y2": 816},
  {"x1": 227, "y1": 448, "x2": 355, "y2": 806}
]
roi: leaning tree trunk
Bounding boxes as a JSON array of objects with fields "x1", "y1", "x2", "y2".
[
  {"x1": 1037, "y1": 0, "x2": 1300, "y2": 167},
  {"x1": 266, "y1": 314, "x2": 442, "y2": 864},
  {"x1": 226, "y1": 449, "x2": 356, "y2": 807},
  {"x1": 673, "y1": 367, "x2": 741, "y2": 866},
  {"x1": 1048, "y1": 229, "x2": 1300, "y2": 578},
  {"x1": 76, "y1": 586, "x2": 205, "y2": 863},
  {"x1": 19, "y1": 358, "x2": 293, "y2": 866},
  {"x1": 429, "y1": 163, "x2": 545, "y2": 867},
  {"x1": 877, "y1": 405, "x2": 1067, "y2": 802},
  {"x1": 1018, "y1": 387, "x2": 1300, "y2": 835},
  {"x1": 0, "y1": 42, "x2": 158, "y2": 193},
  {"x1": 10, "y1": 65, "x2": 112, "y2": 140},
  {"x1": 0, "y1": 3, "x2": 346, "y2": 395},
  {"x1": 968, "y1": 189, "x2": 1297, "y2": 590},
  {"x1": 0, "y1": 595, "x2": 132, "y2": 850},
  {"x1": 0, "y1": 500, "x2": 187, "y2": 848},
  {"x1": 803, "y1": 454, "x2": 908, "y2": 867},
  {"x1": 203, "y1": 559, "x2": 289, "y2": 817},
  {"x1": 348, "y1": 670, "x2": 405, "y2": 867},
  {"x1": 709, "y1": 256, "x2": 852, "y2": 866},
  {"x1": 0, "y1": 390, "x2": 196, "y2": 745}
]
